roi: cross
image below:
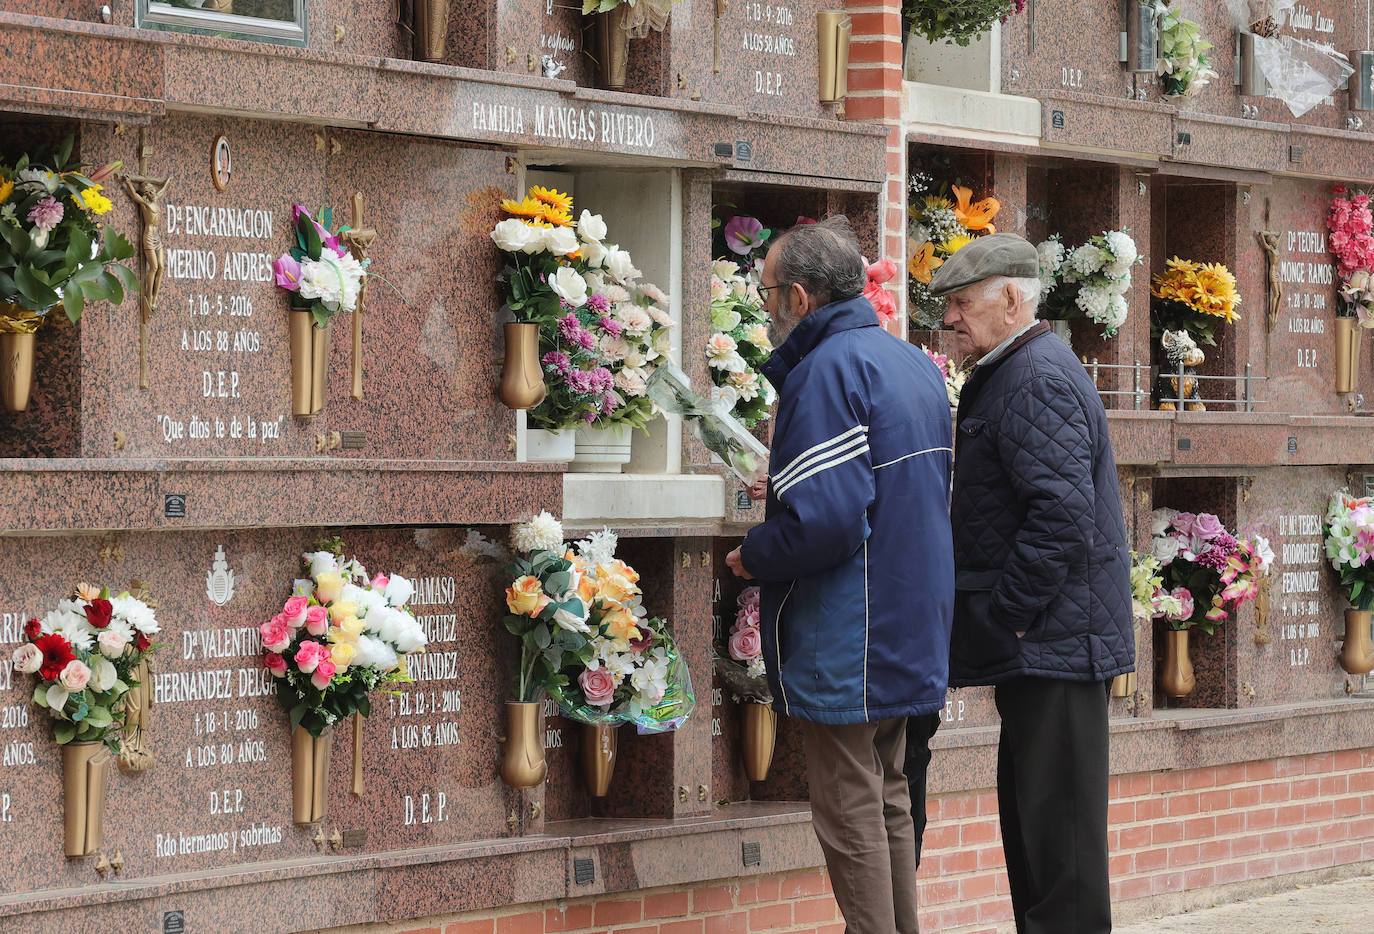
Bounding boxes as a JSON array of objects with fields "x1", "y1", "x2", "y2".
[{"x1": 339, "y1": 191, "x2": 378, "y2": 401}]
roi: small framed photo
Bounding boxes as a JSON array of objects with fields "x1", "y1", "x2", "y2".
[{"x1": 211, "y1": 135, "x2": 232, "y2": 190}]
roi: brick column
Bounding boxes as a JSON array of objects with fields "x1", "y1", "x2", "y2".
[{"x1": 845, "y1": 3, "x2": 907, "y2": 333}]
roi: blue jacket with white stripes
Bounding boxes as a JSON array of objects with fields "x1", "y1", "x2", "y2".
[{"x1": 739, "y1": 295, "x2": 955, "y2": 725}]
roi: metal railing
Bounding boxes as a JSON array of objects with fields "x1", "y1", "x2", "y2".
[{"x1": 1079, "y1": 359, "x2": 1266, "y2": 412}]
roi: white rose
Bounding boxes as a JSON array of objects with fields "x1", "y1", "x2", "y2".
[
  {"x1": 580, "y1": 237, "x2": 608, "y2": 269},
  {"x1": 542, "y1": 224, "x2": 580, "y2": 256},
  {"x1": 59, "y1": 659, "x2": 91, "y2": 692},
  {"x1": 550, "y1": 267, "x2": 588, "y2": 307},
  {"x1": 98, "y1": 630, "x2": 128, "y2": 659},
  {"x1": 384, "y1": 574, "x2": 415, "y2": 608},
  {"x1": 1149, "y1": 508, "x2": 1178, "y2": 537},
  {"x1": 1150, "y1": 535, "x2": 1181, "y2": 564},
  {"x1": 578, "y1": 210, "x2": 608, "y2": 242},
  {"x1": 306, "y1": 551, "x2": 340, "y2": 578},
  {"x1": 11, "y1": 643, "x2": 41, "y2": 674},
  {"x1": 491, "y1": 218, "x2": 542, "y2": 253},
  {"x1": 604, "y1": 248, "x2": 641, "y2": 282},
  {"x1": 552, "y1": 603, "x2": 592, "y2": 634}
]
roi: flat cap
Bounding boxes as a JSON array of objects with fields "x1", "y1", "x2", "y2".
[{"x1": 928, "y1": 232, "x2": 1039, "y2": 297}]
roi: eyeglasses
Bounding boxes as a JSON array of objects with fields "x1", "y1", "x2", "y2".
[{"x1": 757, "y1": 283, "x2": 782, "y2": 298}]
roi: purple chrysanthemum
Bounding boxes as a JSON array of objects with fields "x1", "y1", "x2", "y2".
[
  {"x1": 542, "y1": 351, "x2": 571, "y2": 374},
  {"x1": 27, "y1": 196, "x2": 63, "y2": 232},
  {"x1": 586, "y1": 293, "x2": 610, "y2": 314},
  {"x1": 598, "y1": 316, "x2": 622, "y2": 338}
]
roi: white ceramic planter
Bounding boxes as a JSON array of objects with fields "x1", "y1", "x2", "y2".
[
  {"x1": 525, "y1": 428, "x2": 576, "y2": 463},
  {"x1": 570, "y1": 426, "x2": 633, "y2": 473}
]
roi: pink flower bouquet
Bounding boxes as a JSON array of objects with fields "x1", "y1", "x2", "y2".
[
  {"x1": 1327, "y1": 187, "x2": 1374, "y2": 325},
  {"x1": 1148, "y1": 509, "x2": 1272, "y2": 634},
  {"x1": 711, "y1": 586, "x2": 772, "y2": 703}
]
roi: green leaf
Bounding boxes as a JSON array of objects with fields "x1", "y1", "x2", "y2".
[
  {"x1": 54, "y1": 722, "x2": 76, "y2": 744},
  {"x1": 110, "y1": 262, "x2": 140, "y2": 295},
  {"x1": 533, "y1": 626, "x2": 552, "y2": 650},
  {"x1": 99, "y1": 268, "x2": 125, "y2": 306},
  {"x1": 288, "y1": 702, "x2": 308, "y2": 730},
  {"x1": 56, "y1": 135, "x2": 73, "y2": 170},
  {"x1": 105, "y1": 231, "x2": 135, "y2": 261},
  {"x1": 62, "y1": 286, "x2": 83, "y2": 322},
  {"x1": 14, "y1": 265, "x2": 59, "y2": 307},
  {"x1": 357, "y1": 694, "x2": 371, "y2": 717},
  {"x1": 504, "y1": 615, "x2": 532, "y2": 636},
  {"x1": 32, "y1": 684, "x2": 49, "y2": 708},
  {"x1": 298, "y1": 211, "x2": 323, "y2": 259}
]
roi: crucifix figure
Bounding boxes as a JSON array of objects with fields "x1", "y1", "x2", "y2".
[
  {"x1": 1257, "y1": 229, "x2": 1282, "y2": 374},
  {"x1": 339, "y1": 191, "x2": 378, "y2": 401},
  {"x1": 121, "y1": 159, "x2": 172, "y2": 390}
]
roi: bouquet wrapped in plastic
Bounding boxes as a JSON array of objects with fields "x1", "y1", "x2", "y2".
[{"x1": 646, "y1": 361, "x2": 768, "y2": 487}]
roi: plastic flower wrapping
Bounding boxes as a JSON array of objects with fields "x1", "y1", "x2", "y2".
[
  {"x1": 707, "y1": 258, "x2": 775, "y2": 427},
  {"x1": 1154, "y1": 2, "x2": 1219, "y2": 102},
  {"x1": 1148, "y1": 509, "x2": 1272, "y2": 634},
  {"x1": 1327, "y1": 188, "x2": 1374, "y2": 327},
  {"x1": 920, "y1": 345, "x2": 969, "y2": 408},
  {"x1": 272, "y1": 204, "x2": 368, "y2": 329},
  {"x1": 11, "y1": 585, "x2": 161, "y2": 751},
  {"x1": 1150, "y1": 257, "x2": 1241, "y2": 346},
  {"x1": 492, "y1": 186, "x2": 675, "y2": 431},
  {"x1": 1323, "y1": 492, "x2": 1374, "y2": 611},
  {"x1": 645, "y1": 361, "x2": 769, "y2": 486},
  {"x1": 0, "y1": 136, "x2": 137, "y2": 331},
  {"x1": 1223, "y1": 0, "x2": 1353, "y2": 118},
  {"x1": 261, "y1": 543, "x2": 428, "y2": 737},
  {"x1": 1036, "y1": 229, "x2": 1141, "y2": 338},
  {"x1": 504, "y1": 513, "x2": 694, "y2": 733},
  {"x1": 907, "y1": 169, "x2": 1000, "y2": 329},
  {"x1": 712, "y1": 586, "x2": 771, "y2": 704}
]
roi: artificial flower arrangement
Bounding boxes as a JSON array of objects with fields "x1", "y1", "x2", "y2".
[
  {"x1": 272, "y1": 204, "x2": 368, "y2": 329},
  {"x1": 647, "y1": 361, "x2": 769, "y2": 486},
  {"x1": 260, "y1": 543, "x2": 428, "y2": 736},
  {"x1": 907, "y1": 168, "x2": 1000, "y2": 329},
  {"x1": 902, "y1": 0, "x2": 1027, "y2": 47},
  {"x1": 1150, "y1": 256, "x2": 1241, "y2": 346},
  {"x1": 582, "y1": 0, "x2": 677, "y2": 35},
  {"x1": 1036, "y1": 229, "x2": 1141, "y2": 338},
  {"x1": 717, "y1": 214, "x2": 775, "y2": 273},
  {"x1": 1327, "y1": 187, "x2": 1374, "y2": 326},
  {"x1": 503, "y1": 512, "x2": 694, "y2": 730},
  {"x1": 1148, "y1": 508, "x2": 1273, "y2": 634},
  {"x1": 0, "y1": 137, "x2": 137, "y2": 330},
  {"x1": 863, "y1": 258, "x2": 900, "y2": 328},
  {"x1": 1323, "y1": 491, "x2": 1374, "y2": 611},
  {"x1": 707, "y1": 258, "x2": 775, "y2": 427},
  {"x1": 921, "y1": 345, "x2": 969, "y2": 408},
  {"x1": 712, "y1": 586, "x2": 771, "y2": 704},
  {"x1": 11, "y1": 584, "x2": 161, "y2": 750},
  {"x1": 1156, "y1": 2, "x2": 1219, "y2": 102},
  {"x1": 492, "y1": 186, "x2": 675, "y2": 431}
]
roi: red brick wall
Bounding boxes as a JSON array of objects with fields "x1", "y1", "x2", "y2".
[{"x1": 381, "y1": 749, "x2": 1374, "y2": 934}]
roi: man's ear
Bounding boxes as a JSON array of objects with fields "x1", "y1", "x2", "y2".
[{"x1": 1004, "y1": 282, "x2": 1020, "y2": 320}]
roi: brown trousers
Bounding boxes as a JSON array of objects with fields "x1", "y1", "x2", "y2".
[{"x1": 802, "y1": 717, "x2": 920, "y2": 934}]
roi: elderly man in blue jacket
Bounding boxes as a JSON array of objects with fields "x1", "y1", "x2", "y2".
[
  {"x1": 726, "y1": 216, "x2": 954, "y2": 934},
  {"x1": 931, "y1": 233, "x2": 1135, "y2": 934}
]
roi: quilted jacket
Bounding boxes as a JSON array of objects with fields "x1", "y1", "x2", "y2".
[
  {"x1": 948, "y1": 322, "x2": 1135, "y2": 687},
  {"x1": 740, "y1": 295, "x2": 954, "y2": 724}
]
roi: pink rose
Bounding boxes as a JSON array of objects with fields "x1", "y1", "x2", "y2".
[
  {"x1": 294, "y1": 640, "x2": 325, "y2": 674},
  {"x1": 259, "y1": 616, "x2": 292, "y2": 653},
  {"x1": 371, "y1": 573, "x2": 389, "y2": 589},
  {"x1": 1171, "y1": 587, "x2": 1195, "y2": 621},
  {"x1": 264, "y1": 652, "x2": 288, "y2": 677},
  {"x1": 59, "y1": 659, "x2": 91, "y2": 692},
  {"x1": 1192, "y1": 513, "x2": 1223, "y2": 540},
  {"x1": 304, "y1": 606, "x2": 329, "y2": 636},
  {"x1": 729, "y1": 625, "x2": 762, "y2": 661},
  {"x1": 283, "y1": 596, "x2": 309, "y2": 628},
  {"x1": 734, "y1": 604, "x2": 760, "y2": 631},
  {"x1": 11, "y1": 643, "x2": 41, "y2": 674},
  {"x1": 1171, "y1": 512, "x2": 1196, "y2": 536},
  {"x1": 311, "y1": 658, "x2": 336, "y2": 690},
  {"x1": 737, "y1": 586, "x2": 760, "y2": 612},
  {"x1": 579, "y1": 667, "x2": 618, "y2": 707},
  {"x1": 97, "y1": 630, "x2": 128, "y2": 659}
]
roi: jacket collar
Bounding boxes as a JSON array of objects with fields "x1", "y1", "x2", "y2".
[
  {"x1": 761, "y1": 295, "x2": 878, "y2": 389},
  {"x1": 958, "y1": 321, "x2": 1052, "y2": 416}
]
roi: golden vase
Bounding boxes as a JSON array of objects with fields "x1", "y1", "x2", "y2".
[
  {"x1": 413, "y1": 0, "x2": 449, "y2": 62},
  {"x1": 1335, "y1": 315, "x2": 1360, "y2": 393},
  {"x1": 288, "y1": 310, "x2": 314, "y2": 416},
  {"x1": 1109, "y1": 671, "x2": 1138, "y2": 698},
  {"x1": 62, "y1": 741, "x2": 112, "y2": 858},
  {"x1": 1160, "y1": 629, "x2": 1196, "y2": 698},
  {"x1": 1339, "y1": 609, "x2": 1374, "y2": 675},
  {"x1": 741, "y1": 701, "x2": 777, "y2": 782},
  {"x1": 498, "y1": 322, "x2": 547, "y2": 410},
  {"x1": 595, "y1": 5, "x2": 631, "y2": 91},
  {"x1": 581, "y1": 722, "x2": 618, "y2": 797},
  {"x1": 499, "y1": 701, "x2": 548, "y2": 788},
  {"x1": 310, "y1": 322, "x2": 331, "y2": 414},
  {"x1": 0, "y1": 331, "x2": 36, "y2": 413},
  {"x1": 290, "y1": 725, "x2": 333, "y2": 825}
]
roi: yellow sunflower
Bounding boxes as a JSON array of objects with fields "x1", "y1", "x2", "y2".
[
  {"x1": 1190, "y1": 263, "x2": 1241, "y2": 321},
  {"x1": 500, "y1": 196, "x2": 545, "y2": 219},
  {"x1": 0, "y1": 179, "x2": 12, "y2": 205},
  {"x1": 538, "y1": 204, "x2": 574, "y2": 227},
  {"x1": 529, "y1": 186, "x2": 573, "y2": 211},
  {"x1": 939, "y1": 234, "x2": 975, "y2": 255},
  {"x1": 922, "y1": 194, "x2": 954, "y2": 212}
]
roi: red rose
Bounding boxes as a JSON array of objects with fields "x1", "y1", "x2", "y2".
[
  {"x1": 85, "y1": 599, "x2": 113, "y2": 629},
  {"x1": 135, "y1": 632, "x2": 151, "y2": 651},
  {"x1": 34, "y1": 633, "x2": 76, "y2": 681},
  {"x1": 23, "y1": 618, "x2": 41, "y2": 640}
]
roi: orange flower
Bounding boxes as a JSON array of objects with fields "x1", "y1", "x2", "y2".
[
  {"x1": 951, "y1": 185, "x2": 1000, "y2": 233},
  {"x1": 74, "y1": 582, "x2": 102, "y2": 602},
  {"x1": 908, "y1": 241, "x2": 943, "y2": 284}
]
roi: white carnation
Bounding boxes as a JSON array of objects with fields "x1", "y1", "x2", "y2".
[
  {"x1": 354, "y1": 634, "x2": 399, "y2": 671},
  {"x1": 305, "y1": 551, "x2": 340, "y2": 578},
  {"x1": 511, "y1": 510, "x2": 564, "y2": 554},
  {"x1": 384, "y1": 574, "x2": 415, "y2": 608}
]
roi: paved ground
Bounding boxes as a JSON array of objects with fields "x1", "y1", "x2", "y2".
[{"x1": 1115, "y1": 875, "x2": 1374, "y2": 932}]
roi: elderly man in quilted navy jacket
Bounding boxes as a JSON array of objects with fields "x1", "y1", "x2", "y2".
[
  {"x1": 930, "y1": 232, "x2": 1135, "y2": 934},
  {"x1": 724, "y1": 216, "x2": 954, "y2": 934}
]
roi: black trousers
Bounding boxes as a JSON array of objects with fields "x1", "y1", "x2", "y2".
[
  {"x1": 993, "y1": 677, "x2": 1112, "y2": 934},
  {"x1": 904, "y1": 711, "x2": 941, "y2": 872}
]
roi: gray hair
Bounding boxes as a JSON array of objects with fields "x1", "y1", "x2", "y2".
[
  {"x1": 774, "y1": 215, "x2": 866, "y2": 304},
  {"x1": 978, "y1": 275, "x2": 1041, "y2": 309}
]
